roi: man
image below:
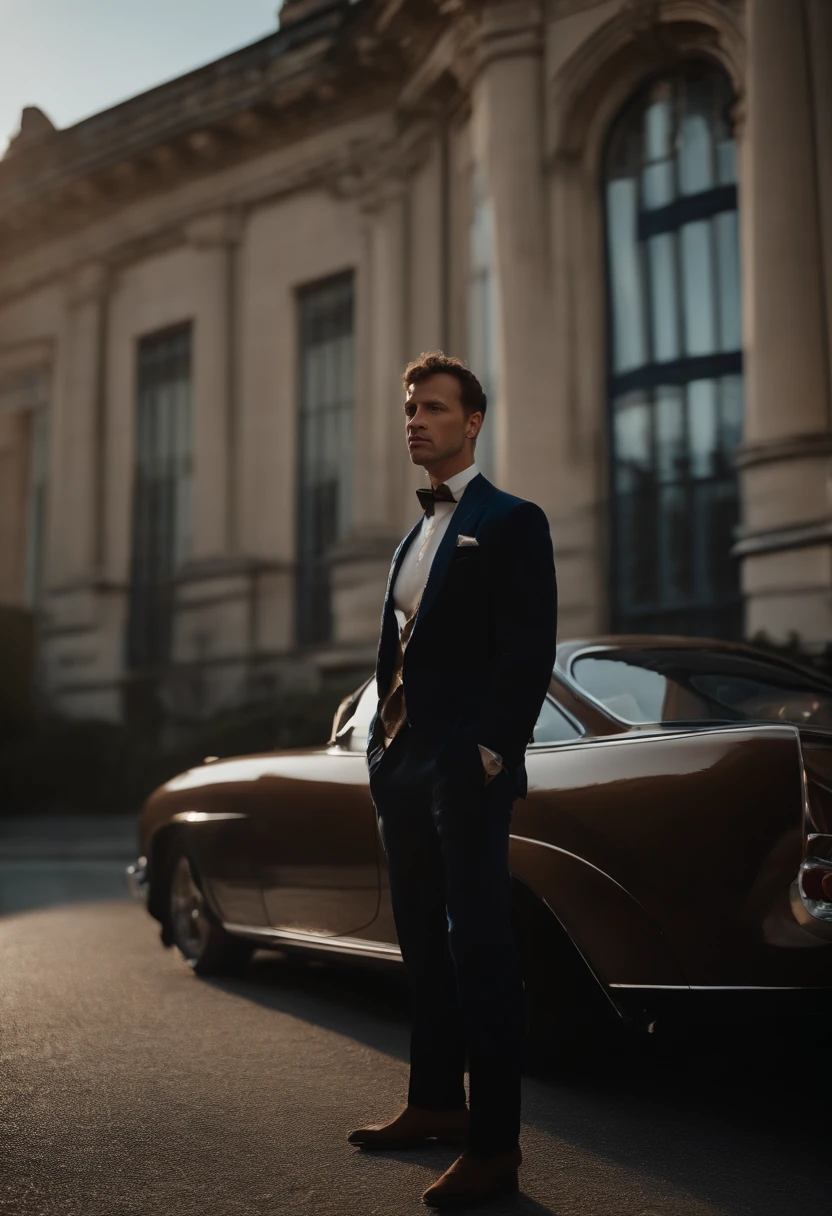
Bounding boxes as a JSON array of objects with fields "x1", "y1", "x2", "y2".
[{"x1": 348, "y1": 352, "x2": 558, "y2": 1208}]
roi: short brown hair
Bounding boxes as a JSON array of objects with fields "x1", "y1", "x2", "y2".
[{"x1": 403, "y1": 351, "x2": 487, "y2": 420}]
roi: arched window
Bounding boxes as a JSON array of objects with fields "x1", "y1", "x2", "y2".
[{"x1": 603, "y1": 64, "x2": 743, "y2": 639}]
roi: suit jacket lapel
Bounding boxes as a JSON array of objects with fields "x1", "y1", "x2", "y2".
[
  {"x1": 409, "y1": 472, "x2": 494, "y2": 642},
  {"x1": 376, "y1": 473, "x2": 495, "y2": 696}
]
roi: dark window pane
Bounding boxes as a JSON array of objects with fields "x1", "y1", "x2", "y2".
[
  {"x1": 573, "y1": 649, "x2": 832, "y2": 729},
  {"x1": 687, "y1": 379, "x2": 719, "y2": 479},
  {"x1": 678, "y1": 73, "x2": 714, "y2": 195},
  {"x1": 532, "y1": 697, "x2": 581, "y2": 744},
  {"x1": 715, "y1": 210, "x2": 742, "y2": 351},
  {"x1": 681, "y1": 220, "x2": 717, "y2": 355},
  {"x1": 127, "y1": 324, "x2": 192, "y2": 670},
  {"x1": 613, "y1": 391, "x2": 651, "y2": 490},
  {"x1": 647, "y1": 233, "x2": 679, "y2": 360},
  {"x1": 655, "y1": 385, "x2": 685, "y2": 483},
  {"x1": 658, "y1": 482, "x2": 692, "y2": 601},
  {"x1": 296, "y1": 273, "x2": 355, "y2": 647},
  {"x1": 719, "y1": 374, "x2": 744, "y2": 457},
  {"x1": 606, "y1": 176, "x2": 647, "y2": 372}
]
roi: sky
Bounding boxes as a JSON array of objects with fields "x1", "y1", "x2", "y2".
[{"x1": 0, "y1": 0, "x2": 283, "y2": 154}]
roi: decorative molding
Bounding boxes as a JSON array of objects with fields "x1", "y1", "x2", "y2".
[
  {"x1": 549, "y1": 0, "x2": 611, "y2": 14},
  {"x1": 0, "y1": 337, "x2": 54, "y2": 387},
  {"x1": 732, "y1": 517, "x2": 832, "y2": 560},
  {"x1": 545, "y1": 0, "x2": 745, "y2": 167},
  {"x1": 321, "y1": 120, "x2": 439, "y2": 207},
  {"x1": 467, "y1": 0, "x2": 544, "y2": 76},
  {"x1": 0, "y1": 362, "x2": 51, "y2": 414},
  {"x1": 65, "y1": 260, "x2": 111, "y2": 307},
  {"x1": 734, "y1": 432, "x2": 832, "y2": 471},
  {"x1": 182, "y1": 208, "x2": 246, "y2": 249}
]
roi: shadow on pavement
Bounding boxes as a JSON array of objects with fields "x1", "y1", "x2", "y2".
[{"x1": 212, "y1": 950, "x2": 832, "y2": 1216}]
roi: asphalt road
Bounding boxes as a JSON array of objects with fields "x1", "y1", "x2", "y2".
[{"x1": 0, "y1": 869, "x2": 830, "y2": 1216}]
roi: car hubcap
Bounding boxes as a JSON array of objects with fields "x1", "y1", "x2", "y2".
[{"x1": 170, "y1": 855, "x2": 210, "y2": 962}]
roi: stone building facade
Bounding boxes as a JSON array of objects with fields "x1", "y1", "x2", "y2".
[{"x1": 0, "y1": 0, "x2": 830, "y2": 723}]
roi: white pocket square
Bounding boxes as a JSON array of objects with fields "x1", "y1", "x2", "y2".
[{"x1": 456, "y1": 534, "x2": 479, "y2": 547}]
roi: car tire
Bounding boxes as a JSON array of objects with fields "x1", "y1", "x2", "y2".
[{"x1": 167, "y1": 843, "x2": 254, "y2": 977}]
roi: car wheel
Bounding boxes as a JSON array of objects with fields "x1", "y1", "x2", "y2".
[{"x1": 167, "y1": 845, "x2": 254, "y2": 977}]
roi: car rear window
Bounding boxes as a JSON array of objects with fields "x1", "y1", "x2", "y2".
[{"x1": 572, "y1": 649, "x2": 832, "y2": 729}]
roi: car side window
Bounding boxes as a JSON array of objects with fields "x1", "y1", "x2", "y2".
[
  {"x1": 346, "y1": 681, "x2": 379, "y2": 752},
  {"x1": 531, "y1": 696, "x2": 582, "y2": 745}
]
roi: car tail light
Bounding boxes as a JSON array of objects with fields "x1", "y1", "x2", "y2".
[
  {"x1": 801, "y1": 865, "x2": 829, "y2": 902},
  {"x1": 798, "y1": 857, "x2": 832, "y2": 923}
]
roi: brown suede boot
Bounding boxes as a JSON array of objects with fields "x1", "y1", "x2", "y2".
[
  {"x1": 421, "y1": 1146, "x2": 522, "y2": 1208},
  {"x1": 347, "y1": 1103, "x2": 469, "y2": 1149}
]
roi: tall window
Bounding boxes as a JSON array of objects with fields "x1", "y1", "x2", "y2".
[
  {"x1": 295, "y1": 273, "x2": 355, "y2": 646},
  {"x1": 604, "y1": 64, "x2": 743, "y2": 639},
  {"x1": 468, "y1": 168, "x2": 500, "y2": 479},
  {"x1": 126, "y1": 324, "x2": 193, "y2": 669}
]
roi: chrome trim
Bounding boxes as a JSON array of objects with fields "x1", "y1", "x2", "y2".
[
  {"x1": 170, "y1": 811, "x2": 248, "y2": 823},
  {"x1": 222, "y1": 922, "x2": 402, "y2": 960},
  {"x1": 797, "y1": 733, "x2": 818, "y2": 834},
  {"x1": 125, "y1": 858, "x2": 148, "y2": 902},
  {"x1": 610, "y1": 983, "x2": 832, "y2": 991},
  {"x1": 562, "y1": 644, "x2": 819, "y2": 734},
  {"x1": 527, "y1": 693, "x2": 586, "y2": 747}
]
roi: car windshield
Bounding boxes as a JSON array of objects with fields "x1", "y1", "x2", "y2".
[{"x1": 571, "y1": 649, "x2": 832, "y2": 729}]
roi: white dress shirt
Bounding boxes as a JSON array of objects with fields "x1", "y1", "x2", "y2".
[{"x1": 387, "y1": 461, "x2": 503, "y2": 779}]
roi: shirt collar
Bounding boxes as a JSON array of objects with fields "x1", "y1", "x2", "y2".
[{"x1": 443, "y1": 462, "x2": 480, "y2": 502}]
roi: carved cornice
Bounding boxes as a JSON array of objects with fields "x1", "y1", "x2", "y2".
[
  {"x1": 182, "y1": 208, "x2": 246, "y2": 249},
  {"x1": 322, "y1": 119, "x2": 440, "y2": 207},
  {"x1": 549, "y1": 0, "x2": 611, "y2": 15},
  {"x1": 0, "y1": 0, "x2": 404, "y2": 257}
]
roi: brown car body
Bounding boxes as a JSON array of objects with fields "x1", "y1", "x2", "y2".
[{"x1": 129, "y1": 636, "x2": 832, "y2": 1031}]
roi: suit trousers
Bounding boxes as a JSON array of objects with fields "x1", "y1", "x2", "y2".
[{"x1": 367, "y1": 720, "x2": 526, "y2": 1155}]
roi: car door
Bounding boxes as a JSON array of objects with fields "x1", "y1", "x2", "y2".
[{"x1": 252, "y1": 683, "x2": 381, "y2": 938}]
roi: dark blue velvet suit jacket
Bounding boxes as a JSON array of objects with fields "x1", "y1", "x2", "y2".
[{"x1": 366, "y1": 472, "x2": 558, "y2": 801}]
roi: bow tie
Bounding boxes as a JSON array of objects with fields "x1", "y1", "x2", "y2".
[{"x1": 416, "y1": 483, "x2": 456, "y2": 517}]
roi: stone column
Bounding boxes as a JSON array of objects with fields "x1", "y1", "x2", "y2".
[
  {"x1": 38, "y1": 262, "x2": 117, "y2": 719},
  {"x1": 735, "y1": 0, "x2": 832, "y2": 645},
  {"x1": 470, "y1": 0, "x2": 557, "y2": 503},
  {"x1": 358, "y1": 184, "x2": 409, "y2": 533},
  {"x1": 53, "y1": 262, "x2": 109, "y2": 584},
  {"x1": 183, "y1": 209, "x2": 242, "y2": 559},
  {"x1": 807, "y1": 0, "x2": 832, "y2": 411},
  {"x1": 328, "y1": 180, "x2": 410, "y2": 655}
]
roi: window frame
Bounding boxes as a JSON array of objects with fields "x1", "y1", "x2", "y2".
[
  {"x1": 602, "y1": 63, "x2": 744, "y2": 641},
  {"x1": 294, "y1": 270, "x2": 356, "y2": 649},
  {"x1": 527, "y1": 693, "x2": 586, "y2": 748},
  {"x1": 125, "y1": 321, "x2": 193, "y2": 672}
]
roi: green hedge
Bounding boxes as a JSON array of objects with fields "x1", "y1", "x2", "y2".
[{"x1": 0, "y1": 689, "x2": 345, "y2": 816}]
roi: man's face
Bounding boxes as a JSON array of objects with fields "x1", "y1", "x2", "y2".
[{"x1": 404, "y1": 373, "x2": 481, "y2": 469}]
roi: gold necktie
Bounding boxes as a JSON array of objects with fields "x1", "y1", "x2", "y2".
[{"x1": 378, "y1": 600, "x2": 420, "y2": 742}]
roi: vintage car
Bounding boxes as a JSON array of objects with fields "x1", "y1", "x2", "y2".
[{"x1": 127, "y1": 636, "x2": 832, "y2": 1041}]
